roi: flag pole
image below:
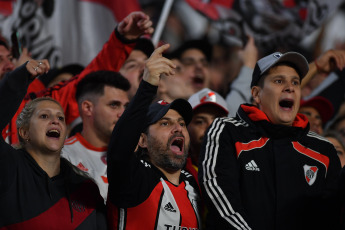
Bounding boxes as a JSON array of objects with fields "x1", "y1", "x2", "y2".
[{"x1": 152, "y1": 0, "x2": 174, "y2": 47}]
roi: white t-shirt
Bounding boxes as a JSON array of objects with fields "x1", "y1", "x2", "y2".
[{"x1": 62, "y1": 133, "x2": 108, "y2": 203}]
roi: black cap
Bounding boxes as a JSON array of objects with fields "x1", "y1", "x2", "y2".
[
  {"x1": 146, "y1": 99, "x2": 193, "y2": 128},
  {"x1": 251, "y1": 52, "x2": 309, "y2": 88}
]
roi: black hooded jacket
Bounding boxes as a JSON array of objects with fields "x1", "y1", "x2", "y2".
[{"x1": 0, "y1": 64, "x2": 107, "y2": 229}]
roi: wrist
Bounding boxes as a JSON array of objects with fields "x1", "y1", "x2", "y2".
[{"x1": 115, "y1": 26, "x2": 139, "y2": 44}]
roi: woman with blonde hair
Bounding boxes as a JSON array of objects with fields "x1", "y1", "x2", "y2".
[{"x1": 0, "y1": 60, "x2": 107, "y2": 229}]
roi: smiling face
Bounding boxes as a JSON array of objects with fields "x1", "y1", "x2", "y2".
[
  {"x1": 141, "y1": 109, "x2": 190, "y2": 172},
  {"x1": 252, "y1": 65, "x2": 301, "y2": 126},
  {"x1": 19, "y1": 100, "x2": 67, "y2": 154}
]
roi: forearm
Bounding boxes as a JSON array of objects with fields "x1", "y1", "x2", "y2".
[
  {"x1": 301, "y1": 62, "x2": 317, "y2": 88},
  {"x1": 107, "y1": 80, "x2": 157, "y2": 196},
  {"x1": 226, "y1": 66, "x2": 253, "y2": 117},
  {"x1": 0, "y1": 64, "x2": 30, "y2": 129},
  {"x1": 79, "y1": 28, "x2": 136, "y2": 79}
]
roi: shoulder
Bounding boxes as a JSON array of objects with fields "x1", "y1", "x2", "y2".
[
  {"x1": 64, "y1": 135, "x2": 79, "y2": 146},
  {"x1": 213, "y1": 116, "x2": 249, "y2": 128},
  {"x1": 206, "y1": 117, "x2": 250, "y2": 139},
  {"x1": 304, "y1": 131, "x2": 334, "y2": 147},
  {"x1": 300, "y1": 131, "x2": 338, "y2": 158}
]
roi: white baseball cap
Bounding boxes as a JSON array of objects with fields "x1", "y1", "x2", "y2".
[{"x1": 188, "y1": 88, "x2": 229, "y2": 116}]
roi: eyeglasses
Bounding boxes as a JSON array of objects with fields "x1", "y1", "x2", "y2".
[{"x1": 180, "y1": 57, "x2": 209, "y2": 68}]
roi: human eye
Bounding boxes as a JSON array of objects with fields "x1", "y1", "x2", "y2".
[
  {"x1": 160, "y1": 121, "x2": 169, "y2": 126},
  {"x1": 123, "y1": 62, "x2": 138, "y2": 71},
  {"x1": 200, "y1": 59, "x2": 209, "y2": 67},
  {"x1": 292, "y1": 80, "x2": 300, "y2": 86},
  {"x1": 40, "y1": 114, "x2": 48, "y2": 119},
  {"x1": 274, "y1": 79, "x2": 282, "y2": 84},
  {"x1": 194, "y1": 118, "x2": 205, "y2": 126},
  {"x1": 58, "y1": 116, "x2": 65, "y2": 121},
  {"x1": 109, "y1": 102, "x2": 120, "y2": 109},
  {"x1": 337, "y1": 150, "x2": 344, "y2": 156},
  {"x1": 179, "y1": 121, "x2": 186, "y2": 127},
  {"x1": 181, "y1": 58, "x2": 195, "y2": 66}
]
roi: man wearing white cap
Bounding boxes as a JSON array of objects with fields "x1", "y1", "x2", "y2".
[
  {"x1": 186, "y1": 88, "x2": 229, "y2": 183},
  {"x1": 199, "y1": 51, "x2": 342, "y2": 229}
]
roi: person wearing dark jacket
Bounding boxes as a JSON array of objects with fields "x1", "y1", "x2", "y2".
[
  {"x1": 199, "y1": 51, "x2": 342, "y2": 230},
  {"x1": 0, "y1": 61, "x2": 107, "y2": 229},
  {"x1": 107, "y1": 44, "x2": 201, "y2": 230}
]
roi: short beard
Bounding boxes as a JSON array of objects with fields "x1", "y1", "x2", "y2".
[{"x1": 147, "y1": 133, "x2": 189, "y2": 172}]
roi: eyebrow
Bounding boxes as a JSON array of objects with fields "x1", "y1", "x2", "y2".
[{"x1": 160, "y1": 117, "x2": 185, "y2": 122}]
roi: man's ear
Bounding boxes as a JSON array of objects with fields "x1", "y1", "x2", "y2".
[
  {"x1": 138, "y1": 133, "x2": 148, "y2": 148},
  {"x1": 251, "y1": 86, "x2": 261, "y2": 105},
  {"x1": 81, "y1": 100, "x2": 93, "y2": 117},
  {"x1": 18, "y1": 127, "x2": 29, "y2": 141}
]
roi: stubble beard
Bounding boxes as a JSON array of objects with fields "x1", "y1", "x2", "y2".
[{"x1": 147, "y1": 134, "x2": 189, "y2": 172}]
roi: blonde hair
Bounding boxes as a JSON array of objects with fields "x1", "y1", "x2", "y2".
[{"x1": 16, "y1": 97, "x2": 63, "y2": 146}]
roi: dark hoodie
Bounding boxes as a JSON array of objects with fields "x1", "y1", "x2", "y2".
[{"x1": 0, "y1": 64, "x2": 107, "y2": 229}]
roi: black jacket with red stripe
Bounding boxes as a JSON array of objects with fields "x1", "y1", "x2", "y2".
[
  {"x1": 0, "y1": 65, "x2": 107, "y2": 229},
  {"x1": 199, "y1": 104, "x2": 341, "y2": 230}
]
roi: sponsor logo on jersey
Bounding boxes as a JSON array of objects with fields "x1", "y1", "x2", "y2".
[
  {"x1": 245, "y1": 160, "x2": 260, "y2": 171},
  {"x1": 304, "y1": 165, "x2": 318, "y2": 186},
  {"x1": 101, "y1": 155, "x2": 107, "y2": 165},
  {"x1": 77, "y1": 162, "x2": 88, "y2": 172},
  {"x1": 164, "y1": 202, "x2": 176, "y2": 212}
]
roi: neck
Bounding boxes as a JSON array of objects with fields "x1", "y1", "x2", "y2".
[
  {"x1": 26, "y1": 147, "x2": 61, "y2": 178},
  {"x1": 81, "y1": 127, "x2": 108, "y2": 148},
  {"x1": 156, "y1": 165, "x2": 181, "y2": 185},
  {"x1": 189, "y1": 145, "x2": 200, "y2": 166}
]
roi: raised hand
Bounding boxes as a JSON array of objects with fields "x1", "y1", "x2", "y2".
[
  {"x1": 13, "y1": 47, "x2": 31, "y2": 68},
  {"x1": 26, "y1": 59, "x2": 50, "y2": 78},
  {"x1": 143, "y1": 44, "x2": 176, "y2": 86},
  {"x1": 315, "y1": 49, "x2": 345, "y2": 73},
  {"x1": 118, "y1": 11, "x2": 154, "y2": 40},
  {"x1": 238, "y1": 36, "x2": 258, "y2": 69}
]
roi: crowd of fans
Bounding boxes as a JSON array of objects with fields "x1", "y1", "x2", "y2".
[{"x1": 1, "y1": 2, "x2": 345, "y2": 229}]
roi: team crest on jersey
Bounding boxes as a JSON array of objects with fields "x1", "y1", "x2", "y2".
[
  {"x1": 101, "y1": 155, "x2": 107, "y2": 165},
  {"x1": 303, "y1": 165, "x2": 318, "y2": 186}
]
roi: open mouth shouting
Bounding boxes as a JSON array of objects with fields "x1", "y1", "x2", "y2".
[
  {"x1": 46, "y1": 129, "x2": 61, "y2": 138},
  {"x1": 170, "y1": 137, "x2": 185, "y2": 156},
  {"x1": 279, "y1": 98, "x2": 294, "y2": 111},
  {"x1": 191, "y1": 75, "x2": 204, "y2": 89}
]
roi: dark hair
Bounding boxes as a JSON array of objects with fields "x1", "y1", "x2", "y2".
[
  {"x1": 76, "y1": 71, "x2": 130, "y2": 105},
  {"x1": 169, "y1": 39, "x2": 212, "y2": 62},
  {"x1": 134, "y1": 38, "x2": 155, "y2": 58},
  {"x1": 0, "y1": 39, "x2": 9, "y2": 50}
]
